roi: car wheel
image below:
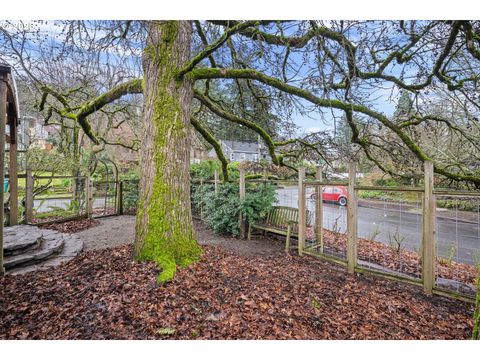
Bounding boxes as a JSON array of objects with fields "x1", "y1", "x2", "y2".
[
  {"x1": 338, "y1": 197, "x2": 347, "y2": 206},
  {"x1": 310, "y1": 193, "x2": 317, "y2": 201}
]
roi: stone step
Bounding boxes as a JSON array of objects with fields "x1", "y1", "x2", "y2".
[
  {"x1": 6, "y1": 234, "x2": 84, "y2": 275},
  {"x1": 3, "y1": 225, "x2": 43, "y2": 255},
  {"x1": 3, "y1": 225, "x2": 85, "y2": 275},
  {"x1": 4, "y1": 236, "x2": 64, "y2": 270}
]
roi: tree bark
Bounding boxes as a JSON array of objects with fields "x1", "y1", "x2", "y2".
[{"x1": 134, "y1": 20, "x2": 201, "y2": 282}]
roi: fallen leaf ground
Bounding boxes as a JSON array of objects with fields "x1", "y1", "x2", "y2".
[
  {"x1": 39, "y1": 218, "x2": 100, "y2": 233},
  {"x1": 0, "y1": 244, "x2": 474, "y2": 339}
]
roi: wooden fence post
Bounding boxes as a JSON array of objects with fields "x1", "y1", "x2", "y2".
[
  {"x1": 86, "y1": 177, "x2": 93, "y2": 219},
  {"x1": 118, "y1": 181, "x2": 124, "y2": 215},
  {"x1": 423, "y1": 160, "x2": 435, "y2": 295},
  {"x1": 214, "y1": 169, "x2": 219, "y2": 194},
  {"x1": 239, "y1": 168, "x2": 246, "y2": 239},
  {"x1": 315, "y1": 166, "x2": 323, "y2": 253},
  {"x1": 25, "y1": 168, "x2": 34, "y2": 223},
  {"x1": 8, "y1": 118, "x2": 18, "y2": 226},
  {"x1": 347, "y1": 162, "x2": 357, "y2": 274},
  {"x1": 0, "y1": 79, "x2": 7, "y2": 277},
  {"x1": 298, "y1": 167, "x2": 306, "y2": 255},
  {"x1": 200, "y1": 179, "x2": 204, "y2": 220}
]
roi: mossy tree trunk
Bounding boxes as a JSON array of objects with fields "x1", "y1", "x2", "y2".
[{"x1": 134, "y1": 20, "x2": 202, "y2": 282}]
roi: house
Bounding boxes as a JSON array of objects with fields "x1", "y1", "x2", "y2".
[
  {"x1": 190, "y1": 131, "x2": 210, "y2": 164},
  {"x1": 208, "y1": 139, "x2": 270, "y2": 163},
  {"x1": 18, "y1": 116, "x2": 57, "y2": 150}
]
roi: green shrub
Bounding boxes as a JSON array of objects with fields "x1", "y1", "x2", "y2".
[
  {"x1": 122, "y1": 180, "x2": 139, "y2": 213},
  {"x1": 358, "y1": 190, "x2": 385, "y2": 200},
  {"x1": 190, "y1": 160, "x2": 219, "y2": 181},
  {"x1": 436, "y1": 199, "x2": 478, "y2": 212},
  {"x1": 374, "y1": 178, "x2": 400, "y2": 187},
  {"x1": 226, "y1": 162, "x2": 240, "y2": 181},
  {"x1": 192, "y1": 182, "x2": 276, "y2": 236}
]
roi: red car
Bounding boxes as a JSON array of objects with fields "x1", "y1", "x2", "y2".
[{"x1": 310, "y1": 186, "x2": 348, "y2": 206}]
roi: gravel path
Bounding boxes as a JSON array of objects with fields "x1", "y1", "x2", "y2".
[
  {"x1": 77, "y1": 216, "x2": 135, "y2": 251},
  {"x1": 77, "y1": 215, "x2": 285, "y2": 255}
]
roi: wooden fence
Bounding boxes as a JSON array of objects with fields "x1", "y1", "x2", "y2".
[
  {"x1": 23, "y1": 173, "x2": 122, "y2": 224},
  {"x1": 18, "y1": 165, "x2": 480, "y2": 302},
  {"x1": 296, "y1": 161, "x2": 480, "y2": 302}
]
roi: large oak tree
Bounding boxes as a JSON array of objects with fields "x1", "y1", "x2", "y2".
[{"x1": 2, "y1": 20, "x2": 480, "y2": 280}]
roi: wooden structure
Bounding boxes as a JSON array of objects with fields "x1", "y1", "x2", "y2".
[
  {"x1": 422, "y1": 160, "x2": 435, "y2": 295},
  {"x1": 296, "y1": 161, "x2": 480, "y2": 302},
  {"x1": 239, "y1": 168, "x2": 246, "y2": 238},
  {"x1": 346, "y1": 162, "x2": 357, "y2": 274},
  {"x1": 1, "y1": 64, "x2": 20, "y2": 276},
  {"x1": 248, "y1": 205, "x2": 313, "y2": 253},
  {"x1": 314, "y1": 166, "x2": 323, "y2": 253},
  {"x1": 297, "y1": 167, "x2": 306, "y2": 255}
]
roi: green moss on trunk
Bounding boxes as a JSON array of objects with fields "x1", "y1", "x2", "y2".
[{"x1": 135, "y1": 20, "x2": 202, "y2": 283}]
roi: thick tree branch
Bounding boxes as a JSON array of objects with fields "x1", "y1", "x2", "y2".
[
  {"x1": 193, "y1": 89, "x2": 281, "y2": 166},
  {"x1": 40, "y1": 78, "x2": 143, "y2": 144},
  {"x1": 190, "y1": 116, "x2": 229, "y2": 181},
  {"x1": 177, "y1": 20, "x2": 268, "y2": 78},
  {"x1": 193, "y1": 21, "x2": 217, "y2": 68},
  {"x1": 190, "y1": 67, "x2": 480, "y2": 187}
]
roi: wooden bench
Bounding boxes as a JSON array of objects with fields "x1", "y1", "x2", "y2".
[{"x1": 247, "y1": 206, "x2": 312, "y2": 253}]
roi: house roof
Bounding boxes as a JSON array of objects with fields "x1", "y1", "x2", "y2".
[{"x1": 222, "y1": 140, "x2": 262, "y2": 153}]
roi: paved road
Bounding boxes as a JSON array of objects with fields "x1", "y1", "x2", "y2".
[
  {"x1": 276, "y1": 186, "x2": 480, "y2": 265},
  {"x1": 34, "y1": 197, "x2": 113, "y2": 213}
]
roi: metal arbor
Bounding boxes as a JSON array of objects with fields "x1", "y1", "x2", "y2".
[{"x1": 89, "y1": 157, "x2": 120, "y2": 218}]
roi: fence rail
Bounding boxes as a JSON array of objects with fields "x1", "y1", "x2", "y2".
[
  {"x1": 296, "y1": 161, "x2": 480, "y2": 302},
  {"x1": 25, "y1": 174, "x2": 88, "y2": 225},
  {"x1": 17, "y1": 166, "x2": 479, "y2": 302}
]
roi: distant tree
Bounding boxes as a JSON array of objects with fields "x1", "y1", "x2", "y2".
[{"x1": 393, "y1": 90, "x2": 414, "y2": 121}]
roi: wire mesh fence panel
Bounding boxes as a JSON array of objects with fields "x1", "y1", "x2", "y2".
[
  {"x1": 16, "y1": 176, "x2": 25, "y2": 224},
  {"x1": 304, "y1": 184, "x2": 348, "y2": 260},
  {"x1": 31, "y1": 176, "x2": 87, "y2": 224},
  {"x1": 190, "y1": 180, "x2": 216, "y2": 221},
  {"x1": 355, "y1": 189, "x2": 423, "y2": 280},
  {"x1": 243, "y1": 179, "x2": 294, "y2": 245},
  {"x1": 121, "y1": 180, "x2": 139, "y2": 215},
  {"x1": 274, "y1": 180, "x2": 299, "y2": 209},
  {"x1": 92, "y1": 181, "x2": 118, "y2": 218},
  {"x1": 434, "y1": 194, "x2": 480, "y2": 297},
  {"x1": 2, "y1": 177, "x2": 23, "y2": 226}
]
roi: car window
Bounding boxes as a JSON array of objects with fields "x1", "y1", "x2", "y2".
[
  {"x1": 334, "y1": 188, "x2": 342, "y2": 193},
  {"x1": 323, "y1": 187, "x2": 333, "y2": 194}
]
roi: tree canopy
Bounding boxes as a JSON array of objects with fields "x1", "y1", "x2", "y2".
[{"x1": 2, "y1": 20, "x2": 480, "y2": 186}]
